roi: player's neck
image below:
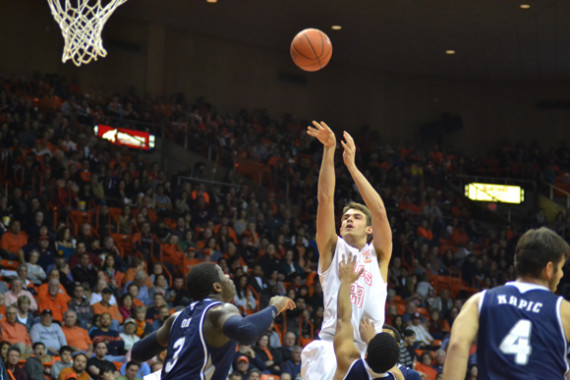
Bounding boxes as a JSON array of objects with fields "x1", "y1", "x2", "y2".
[
  {"x1": 344, "y1": 236, "x2": 367, "y2": 251},
  {"x1": 516, "y1": 276, "x2": 549, "y2": 288}
]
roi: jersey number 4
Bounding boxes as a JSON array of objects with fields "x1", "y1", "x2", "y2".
[{"x1": 499, "y1": 319, "x2": 532, "y2": 365}]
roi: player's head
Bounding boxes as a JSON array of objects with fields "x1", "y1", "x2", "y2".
[
  {"x1": 186, "y1": 262, "x2": 235, "y2": 302},
  {"x1": 341, "y1": 202, "x2": 372, "y2": 239},
  {"x1": 364, "y1": 332, "x2": 400, "y2": 374},
  {"x1": 514, "y1": 227, "x2": 570, "y2": 291},
  {"x1": 382, "y1": 324, "x2": 402, "y2": 345}
]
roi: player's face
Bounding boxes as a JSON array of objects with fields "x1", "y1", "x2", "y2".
[
  {"x1": 549, "y1": 257, "x2": 566, "y2": 291},
  {"x1": 340, "y1": 209, "x2": 371, "y2": 239},
  {"x1": 217, "y1": 266, "x2": 235, "y2": 302}
]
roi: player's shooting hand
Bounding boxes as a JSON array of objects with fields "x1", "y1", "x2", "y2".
[
  {"x1": 269, "y1": 296, "x2": 296, "y2": 314},
  {"x1": 306, "y1": 121, "x2": 336, "y2": 148},
  {"x1": 338, "y1": 253, "x2": 363, "y2": 284},
  {"x1": 359, "y1": 316, "x2": 376, "y2": 344},
  {"x1": 341, "y1": 131, "x2": 356, "y2": 169}
]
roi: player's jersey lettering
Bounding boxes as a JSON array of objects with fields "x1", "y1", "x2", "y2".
[{"x1": 496, "y1": 295, "x2": 543, "y2": 313}]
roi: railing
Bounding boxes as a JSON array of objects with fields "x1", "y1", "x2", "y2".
[{"x1": 543, "y1": 181, "x2": 570, "y2": 209}]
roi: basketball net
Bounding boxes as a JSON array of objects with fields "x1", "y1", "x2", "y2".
[{"x1": 46, "y1": 0, "x2": 128, "y2": 66}]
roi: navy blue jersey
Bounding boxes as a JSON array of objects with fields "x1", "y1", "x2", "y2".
[
  {"x1": 162, "y1": 299, "x2": 236, "y2": 380},
  {"x1": 478, "y1": 281, "x2": 568, "y2": 380},
  {"x1": 344, "y1": 359, "x2": 396, "y2": 380},
  {"x1": 398, "y1": 364, "x2": 422, "y2": 380}
]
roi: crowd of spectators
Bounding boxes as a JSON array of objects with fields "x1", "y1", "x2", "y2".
[{"x1": 0, "y1": 72, "x2": 570, "y2": 380}]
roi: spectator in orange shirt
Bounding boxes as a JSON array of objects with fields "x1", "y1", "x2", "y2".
[
  {"x1": 38, "y1": 269, "x2": 70, "y2": 305},
  {"x1": 5, "y1": 277, "x2": 38, "y2": 312},
  {"x1": 0, "y1": 306, "x2": 33, "y2": 352},
  {"x1": 58, "y1": 353, "x2": 90, "y2": 380},
  {"x1": 161, "y1": 234, "x2": 184, "y2": 269},
  {"x1": 417, "y1": 219, "x2": 434, "y2": 244},
  {"x1": 180, "y1": 246, "x2": 203, "y2": 274},
  {"x1": 92, "y1": 288, "x2": 123, "y2": 326},
  {"x1": 0, "y1": 220, "x2": 27, "y2": 262},
  {"x1": 39, "y1": 278, "x2": 69, "y2": 322},
  {"x1": 62, "y1": 310, "x2": 93, "y2": 357}
]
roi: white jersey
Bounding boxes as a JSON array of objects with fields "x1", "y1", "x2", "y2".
[{"x1": 318, "y1": 237, "x2": 387, "y2": 352}]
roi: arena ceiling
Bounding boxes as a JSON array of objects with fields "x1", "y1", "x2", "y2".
[{"x1": 116, "y1": 0, "x2": 570, "y2": 81}]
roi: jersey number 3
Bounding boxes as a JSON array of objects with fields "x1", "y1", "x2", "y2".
[
  {"x1": 499, "y1": 319, "x2": 532, "y2": 365},
  {"x1": 164, "y1": 337, "x2": 186, "y2": 374}
]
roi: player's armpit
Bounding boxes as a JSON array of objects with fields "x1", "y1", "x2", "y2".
[{"x1": 558, "y1": 299, "x2": 570, "y2": 341}]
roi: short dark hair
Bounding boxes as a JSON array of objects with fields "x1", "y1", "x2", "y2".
[
  {"x1": 365, "y1": 332, "x2": 400, "y2": 373},
  {"x1": 514, "y1": 227, "x2": 570, "y2": 278},
  {"x1": 33, "y1": 342, "x2": 45, "y2": 349},
  {"x1": 125, "y1": 361, "x2": 140, "y2": 370},
  {"x1": 59, "y1": 346, "x2": 73, "y2": 356},
  {"x1": 382, "y1": 324, "x2": 402, "y2": 343},
  {"x1": 186, "y1": 262, "x2": 222, "y2": 301},
  {"x1": 342, "y1": 202, "x2": 372, "y2": 226}
]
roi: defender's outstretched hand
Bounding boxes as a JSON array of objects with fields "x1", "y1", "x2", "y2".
[
  {"x1": 341, "y1": 131, "x2": 356, "y2": 169},
  {"x1": 338, "y1": 253, "x2": 364, "y2": 284},
  {"x1": 307, "y1": 121, "x2": 336, "y2": 149},
  {"x1": 359, "y1": 316, "x2": 376, "y2": 344},
  {"x1": 269, "y1": 296, "x2": 297, "y2": 314}
]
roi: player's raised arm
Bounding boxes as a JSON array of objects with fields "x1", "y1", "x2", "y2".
[
  {"x1": 307, "y1": 120, "x2": 339, "y2": 273},
  {"x1": 442, "y1": 292, "x2": 481, "y2": 380},
  {"x1": 131, "y1": 311, "x2": 180, "y2": 362},
  {"x1": 341, "y1": 131, "x2": 392, "y2": 280},
  {"x1": 332, "y1": 253, "x2": 364, "y2": 380},
  {"x1": 206, "y1": 296, "x2": 296, "y2": 347}
]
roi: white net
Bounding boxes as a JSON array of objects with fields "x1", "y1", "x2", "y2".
[{"x1": 46, "y1": 0, "x2": 128, "y2": 66}]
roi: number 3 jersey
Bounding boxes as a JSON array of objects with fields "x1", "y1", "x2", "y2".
[
  {"x1": 319, "y1": 238, "x2": 387, "y2": 353},
  {"x1": 162, "y1": 299, "x2": 237, "y2": 380},
  {"x1": 478, "y1": 281, "x2": 568, "y2": 380}
]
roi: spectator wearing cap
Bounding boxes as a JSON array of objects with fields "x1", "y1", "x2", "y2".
[
  {"x1": 0, "y1": 305, "x2": 33, "y2": 352},
  {"x1": 68, "y1": 283, "x2": 93, "y2": 328},
  {"x1": 0, "y1": 220, "x2": 27, "y2": 262},
  {"x1": 61, "y1": 310, "x2": 93, "y2": 356},
  {"x1": 51, "y1": 346, "x2": 74, "y2": 380},
  {"x1": 58, "y1": 353, "x2": 89, "y2": 380},
  {"x1": 89, "y1": 313, "x2": 125, "y2": 361},
  {"x1": 38, "y1": 278, "x2": 69, "y2": 322},
  {"x1": 400, "y1": 329, "x2": 418, "y2": 367},
  {"x1": 36, "y1": 233, "x2": 57, "y2": 272},
  {"x1": 407, "y1": 312, "x2": 434, "y2": 347},
  {"x1": 30, "y1": 309, "x2": 67, "y2": 355},
  {"x1": 233, "y1": 355, "x2": 250, "y2": 380},
  {"x1": 91, "y1": 278, "x2": 118, "y2": 307},
  {"x1": 92, "y1": 288, "x2": 123, "y2": 324},
  {"x1": 5, "y1": 277, "x2": 38, "y2": 312},
  {"x1": 119, "y1": 318, "x2": 140, "y2": 351}
]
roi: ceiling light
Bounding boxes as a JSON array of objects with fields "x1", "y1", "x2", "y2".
[
  {"x1": 520, "y1": 4, "x2": 530, "y2": 9},
  {"x1": 331, "y1": 25, "x2": 342, "y2": 31},
  {"x1": 206, "y1": 0, "x2": 217, "y2": 3},
  {"x1": 445, "y1": 50, "x2": 456, "y2": 55}
]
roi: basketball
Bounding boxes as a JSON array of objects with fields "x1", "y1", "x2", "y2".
[{"x1": 290, "y1": 28, "x2": 333, "y2": 72}]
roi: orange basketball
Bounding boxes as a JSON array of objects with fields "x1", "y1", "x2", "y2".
[{"x1": 290, "y1": 28, "x2": 333, "y2": 72}]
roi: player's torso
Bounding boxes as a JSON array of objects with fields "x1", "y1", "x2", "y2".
[
  {"x1": 161, "y1": 299, "x2": 236, "y2": 380},
  {"x1": 319, "y1": 238, "x2": 387, "y2": 346},
  {"x1": 344, "y1": 359, "x2": 395, "y2": 380},
  {"x1": 478, "y1": 282, "x2": 568, "y2": 380}
]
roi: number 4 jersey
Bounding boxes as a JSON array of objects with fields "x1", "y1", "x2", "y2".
[
  {"x1": 162, "y1": 299, "x2": 237, "y2": 380},
  {"x1": 478, "y1": 281, "x2": 569, "y2": 379}
]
